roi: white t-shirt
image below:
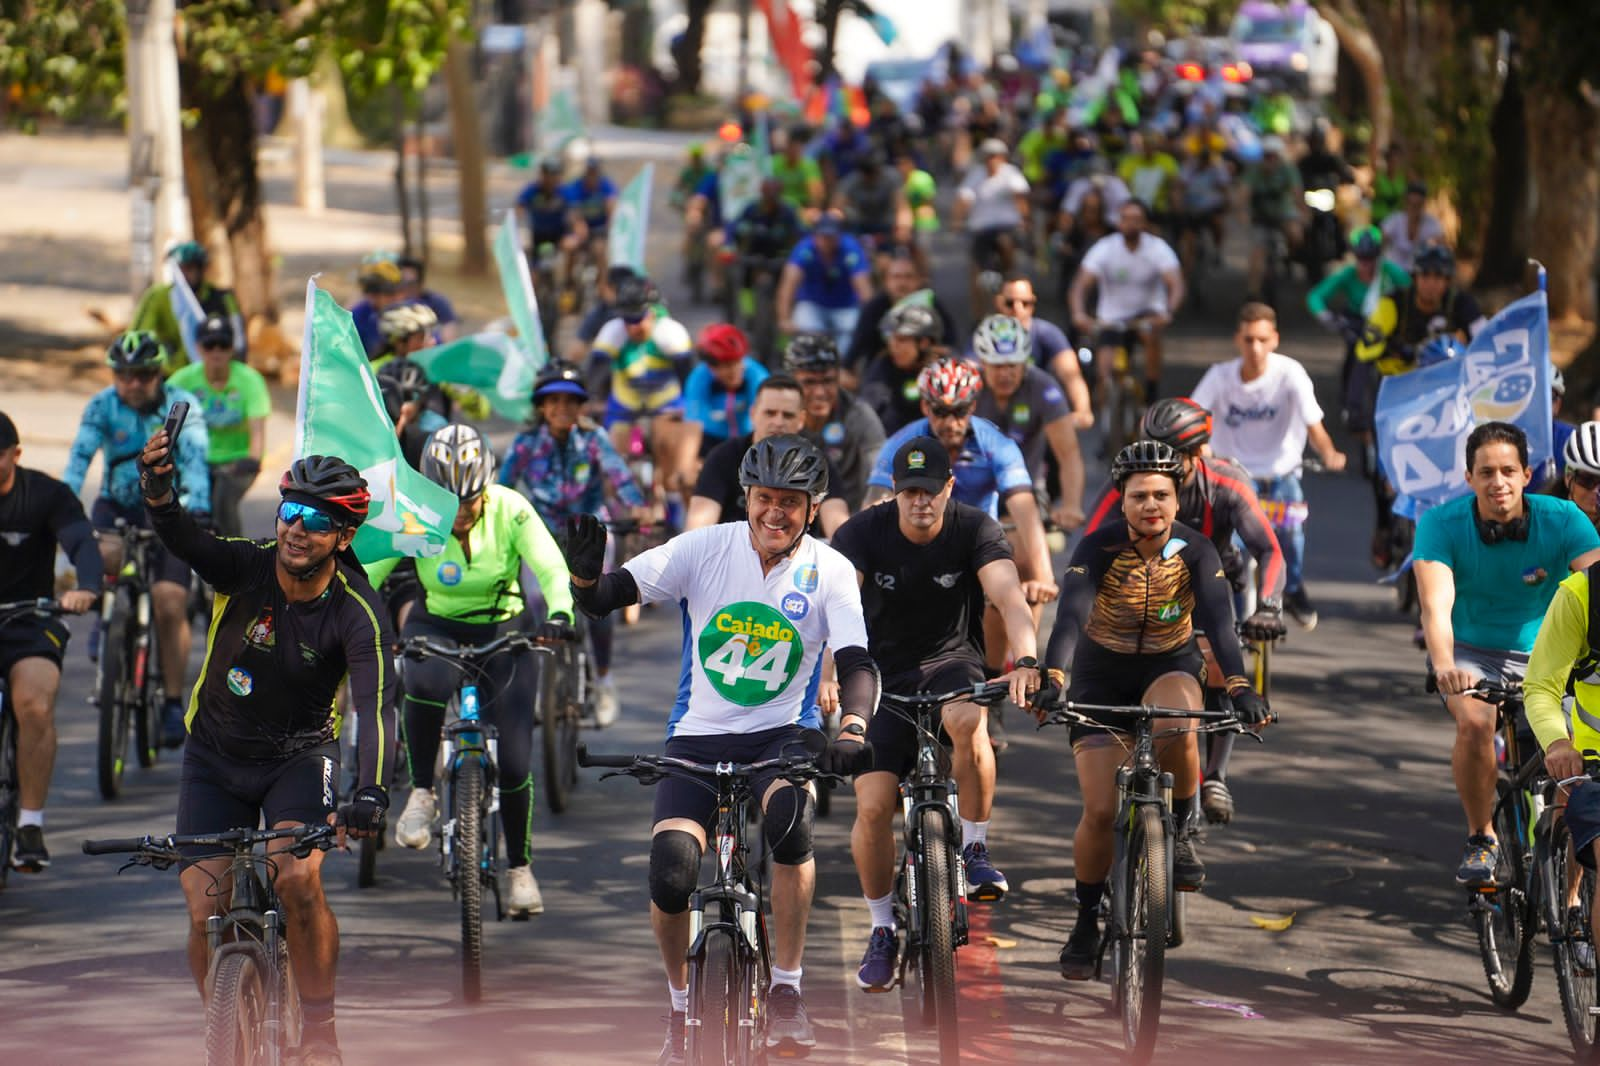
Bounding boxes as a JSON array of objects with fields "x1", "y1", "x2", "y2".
[
  {"x1": 1190, "y1": 353, "x2": 1325, "y2": 479},
  {"x1": 959, "y1": 163, "x2": 1030, "y2": 232},
  {"x1": 1061, "y1": 175, "x2": 1131, "y2": 226},
  {"x1": 624, "y1": 522, "x2": 868, "y2": 738},
  {"x1": 1379, "y1": 211, "x2": 1445, "y2": 272},
  {"x1": 1079, "y1": 233, "x2": 1181, "y2": 323}
]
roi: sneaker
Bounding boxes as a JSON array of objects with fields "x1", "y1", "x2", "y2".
[
  {"x1": 1284, "y1": 587, "x2": 1319, "y2": 631},
  {"x1": 1173, "y1": 833, "x2": 1206, "y2": 891},
  {"x1": 12, "y1": 825, "x2": 49, "y2": 872},
  {"x1": 507, "y1": 865, "x2": 545, "y2": 917},
  {"x1": 963, "y1": 841, "x2": 1009, "y2": 902},
  {"x1": 656, "y1": 1011, "x2": 686, "y2": 1066},
  {"x1": 1456, "y1": 834, "x2": 1500, "y2": 887},
  {"x1": 988, "y1": 704, "x2": 1010, "y2": 754},
  {"x1": 1059, "y1": 912, "x2": 1101, "y2": 981},
  {"x1": 765, "y1": 985, "x2": 816, "y2": 1053},
  {"x1": 394, "y1": 789, "x2": 437, "y2": 850},
  {"x1": 160, "y1": 699, "x2": 187, "y2": 749},
  {"x1": 856, "y1": 926, "x2": 899, "y2": 991},
  {"x1": 593, "y1": 675, "x2": 620, "y2": 728},
  {"x1": 296, "y1": 1038, "x2": 343, "y2": 1066},
  {"x1": 1200, "y1": 779, "x2": 1234, "y2": 825}
]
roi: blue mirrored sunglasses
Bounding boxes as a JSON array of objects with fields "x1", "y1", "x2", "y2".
[{"x1": 277, "y1": 500, "x2": 341, "y2": 533}]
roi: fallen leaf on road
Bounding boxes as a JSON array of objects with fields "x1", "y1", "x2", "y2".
[
  {"x1": 1250, "y1": 913, "x2": 1295, "y2": 931},
  {"x1": 984, "y1": 935, "x2": 1018, "y2": 948},
  {"x1": 1192, "y1": 999, "x2": 1264, "y2": 1020}
]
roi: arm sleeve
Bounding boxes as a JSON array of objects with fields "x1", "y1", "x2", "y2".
[
  {"x1": 572, "y1": 569, "x2": 641, "y2": 617},
  {"x1": 833, "y1": 645, "x2": 881, "y2": 721},
  {"x1": 146, "y1": 497, "x2": 269, "y2": 595},
  {"x1": 339, "y1": 574, "x2": 399, "y2": 791},
  {"x1": 511, "y1": 496, "x2": 575, "y2": 619},
  {"x1": 1082, "y1": 481, "x2": 1122, "y2": 533},
  {"x1": 1210, "y1": 463, "x2": 1287, "y2": 605},
  {"x1": 48, "y1": 484, "x2": 104, "y2": 594},
  {"x1": 1188, "y1": 539, "x2": 1251, "y2": 684},
  {"x1": 1305, "y1": 266, "x2": 1347, "y2": 315},
  {"x1": 1526, "y1": 580, "x2": 1586, "y2": 752},
  {"x1": 1045, "y1": 539, "x2": 1100, "y2": 671},
  {"x1": 63, "y1": 397, "x2": 105, "y2": 497}
]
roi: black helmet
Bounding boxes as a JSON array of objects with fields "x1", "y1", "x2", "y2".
[
  {"x1": 278, "y1": 455, "x2": 371, "y2": 525},
  {"x1": 378, "y1": 376, "x2": 404, "y2": 424},
  {"x1": 107, "y1": 330, "x2": 169, "y2": 372},
  {"x1": 738, "y1": 434, "x2": 829, "y2": 501},
  {"x1": 1141, "y1": 397, "x2": 1212, "y2": 451},
  {"x1": 422, "y1": 423, "x2": 496, "y2": 500},
  {"x1": 784, "y1": 333, "x2": 841, "y2": 372},
  {"x1": 881, "y1": 302, "x2": 941, "y2": 341},
  {"x1": 1415, "y1": 241, "x2": 1456, "y2": 276},
  {"x1": 614, "y1": 276, "x2": 653, "y2": 319},
  {"x1": 533, "y1": 360, "x2": 589, "y2": 403},
  {"x1": 376, "y1": 357, "x2": 430, "y2": 401},
  {"x1": 196, "y1": 313, "x2": 234, "y2": 349},
  {"x1": 1110, "y1": 440, "x2": 1183, "y2": 487}
]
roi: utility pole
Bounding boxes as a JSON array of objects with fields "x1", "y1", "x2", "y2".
[
  {"x1": 289, "y1": 79, "x2": 326, "y2": 213},
  {"x1": 123, "y1": 0, "x2": 187, "y2": 298}
]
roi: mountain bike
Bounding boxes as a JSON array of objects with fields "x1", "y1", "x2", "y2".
[
  {"x1": 1535, "y1": 768, "x2": 1600, "y2": 1057},
  {"x1": 531, "y1": 241, "x2": 564, "y2": 351},
  {"x1": 539, "y1": 612, "x2": 590, "y2": 815},
  {"x1": 719, "y1": 251, "x2": 785, "y2": 368},
  {"x1": 0, "y1": 599, "x2": 69, "y2": 886},
  {"x1": 1042, "y1": 700, "x2": 1256, "y2": 1064},
  {"x1": 83, "y1": 823, "x2": 336, "y2": 1066},
  {"x1": 580, "y1": 742, "x2": 834, "y2": 1066},
  {"x1": 878, "y1": 680, "x2": 1012, "y2": 1066},
  {"x1": 1090, "y1": 317, "x2": 1155, "y2": 457},
  {"x1": 93, "y1": 520, "x2": 166, "y2": 799}
]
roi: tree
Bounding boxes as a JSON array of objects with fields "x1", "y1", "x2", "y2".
[{"x1": 670, "y1": 0, "x2": 713, "y2": 95}]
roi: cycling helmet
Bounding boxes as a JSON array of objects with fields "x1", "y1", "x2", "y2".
[
  {"x1": 379, "y1": 377, "x2": 405, "y2": 424},
  {"x1": 168, "y1": 240, "x2": 208, "y2": 268},
  {"x1": 698, "y1": 323, "x2": 749, "y2": 364},
  {"x1": 107, "y1": 330, "x2": 169, "y2": 371},
  {"x1": 784, "y1": 333, "x2": 841, "y2": 373},
  {"x1": 614, "y1": 276, "x2": 653, "y2": 319},
  {"x1": 380, "y1": 302, "x2": 439, "y2": 343},
  {"x1": 1415, "y1": 241, "x2": 1456, "y2": 276},
  {"x1": 1111, "y1": 440, "x2": 1183, "y2": 487},
  {"x1": 533, "y1": 360, "x2": 589, "y2": 403},
  {"x1": 422, "y1": 423, "x2": 496, "y2": 500},
  {"x1": 917, "y1": 358, "x2": 983, "y2": 407},
  {"x1": 738, "y1": 433, "x2": 829, "y2": 502},
  {"x1": 1142, "y1": 397, "x2": 1212, "y2": 451},
  {"x1": 1566, "y1": 422, "x2": 1600, "y2": 477},
  {"x1": 1349, "y1": 225, "x2": 1383, "y2": 259},
  {"x1": 377, "y1": 356, "x2": 431, "y2": 399},
  {"x1": 359, "y1": 258, "x2": 402, "y2": 292},
  {"x1": 881, "y1": 302, "x2": 941, "y2": 341},
  {"x1": 972, "y1": 314, "x2": 1031, "y2": 365},
  {"x1": 279, "y1": 455, "x2": 371, "y2": 525},
  {"x1": 196, "y1": 313, "x2": 234, "y2": 349},
  {"x1": 539, "y1": 156, "x2": 562, "y2": 174}
]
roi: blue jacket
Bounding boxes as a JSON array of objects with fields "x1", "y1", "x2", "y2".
[{"x1": 65, "y1": 386, "x2": 212, "y2": 512}]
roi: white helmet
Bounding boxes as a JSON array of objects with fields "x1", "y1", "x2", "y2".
[
  {"x1": 1565, "y1": 422, "x2": 1600, "y2": 477},
  {"x1": 972, "y1": 314, "x2": 1032, "y2": 365}
]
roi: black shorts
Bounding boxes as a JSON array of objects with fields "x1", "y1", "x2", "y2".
[
  {"x1": 0, "y1": 616, "x2": 69, "y2": 675},
  {"x1": 176, "y1": 738, "x2": 340, "y2": 858},
  {"x1": 1095, "y1": 313, "x2": 1159, "y2": 351},
  {"x1": 91, "y1": 498, "x2": 193, "y2": 588},
  {"x1": 970, "y1": 226, "x2": 1018, "y2": 269},
  {"x1": 863, "y1": 657, "x2": 987, "y2": 779},
  {"x1": 651, "y1": 724, "x2": 815, "y2": 831},
  {"x1": 1066, "y1": 639, "x2": 1205, "y2": 745}
]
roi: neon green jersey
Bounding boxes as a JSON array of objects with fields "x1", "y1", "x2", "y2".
[
  {"x1": 167, "y1": 360, "x2": 271, "y2": 465},
  {"x1": 1526, "y1": 569, "x2": 1600, "y2": 757}
]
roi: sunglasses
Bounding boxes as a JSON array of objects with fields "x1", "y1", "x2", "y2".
[
  {"x1": 1003, "y1": 297, "x2": 1036, "y2": 309},
  {"x1": 929, "y1": 404, "x2": 973, "y2": 419},
  {"x1": 116, "y1": 368, "x2": 161, "y2": 382},
  {"x1": 199, "y1": 340, "x2": 232, "y2": 351},
  {"x1": 277, "y1": 500, "x2": 343, "y2": 534},
  {"x1": 1572, "y1": 471, "x2": 1600, "y2": 492}
]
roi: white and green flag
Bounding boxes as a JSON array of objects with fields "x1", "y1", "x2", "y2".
[
  {"x1": 493, "y1": 209, "x2": 550, "y2": 370},
  {"x1": 608, "y1": 163, "x2": 654, "y2": 272},
  {"x1": 539, "y1": 86, "x2": 585, "y2": 156},
  {"x1": 412, "y1": 332, "x2": 536, "y2": 423},
  {"x1": 719, "y1": 144, "x2": 764, "y2": 226},
  {"x1": 294, "y1": 280, "x2": 457, "y2": 563}
]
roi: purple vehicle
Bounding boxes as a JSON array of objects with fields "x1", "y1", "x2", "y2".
[{"x1": 1228, "y1": 1, "x2": 1337, "y2": 96}]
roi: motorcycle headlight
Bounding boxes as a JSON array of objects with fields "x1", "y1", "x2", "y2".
[
  {"x1": 1290, "y1": 51, "x2": 1310, "y2": 72},
  {"x1": 1303, "y1": 188, "x2": 1337, "y2": 212}
]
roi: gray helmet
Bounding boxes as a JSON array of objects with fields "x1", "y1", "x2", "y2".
[
  {"x1": 1110, "y1": 439, "x2": 1183, "y2": 487},
  {"x1": 738, "y1": 434, "x2": 829, "y2": 502},
  {"x1": 422, "y1": 423, "x2": 496, "y2": 500}
]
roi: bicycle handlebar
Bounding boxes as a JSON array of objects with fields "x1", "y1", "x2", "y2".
[
  {"x1": 879, "y1": 681, "x2": 1013, "y2": 712},
  {"x1": 83, "y1": 823, "x2": 337, "y2": 857},
  {"x1": 0, "y1": 598, "x2": 68, "y2": 616},
  {"x1": 400, "y1": 632, "x2": 548, "y2": 664},
  {"x1": 577, "y1": 744, "x2": 834, "y2": 784}
]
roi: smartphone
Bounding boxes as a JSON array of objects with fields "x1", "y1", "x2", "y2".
[{"x1": 162, "y1": 401, "x2": 190, "y2": 456}]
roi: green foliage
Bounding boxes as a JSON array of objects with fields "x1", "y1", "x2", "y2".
[
  {"x1": 1116, "y1": 0, "x2": 1243, "y2": 37},
  {"x1": 0, "y1": 1, "x2": 128, "y2": 129}
]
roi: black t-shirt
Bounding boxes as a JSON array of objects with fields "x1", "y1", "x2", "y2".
[
  {"x1": 830, "y1": 499, "x2": 1012, "y2": 677},
  {"x1": 693, "y1": 434, "x2": 846, "y2": 532},
  {"x1": 0, "y1": 467, "x2": 102, "y2": 600},
  {"x1": 1397, "y1": 285, "x2": 1484, "y2": 351},
  {"x1": 858, "y1": 355, "x2": 927, "y2": 436}
]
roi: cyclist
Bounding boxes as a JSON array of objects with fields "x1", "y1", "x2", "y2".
[
  {"x1": 1116, "y1": 128, "x2": 1180, "y2": 230},
  {"x1": 372, "y1": 301, "x2": 439, "y2": 368},
  {"x1": 167, "y1": 314, "x2": 270, "y2": 538},
  {"x1": 1306, "y1": 224, "x2": 1410, "y2": 432},
  {"x1": 562, "y1": 156, "x2": 619, "y2": 264},
  {"x1": 562, "y1": 435, "x2": 881, "y2": 1062},
  {"x1": 1068, "y1": 198, "x2": 1184, "y2": 405},
  {"x1": 137, "y1": 442, "x2": 395, "y2": 1066},
  {"x1": 845, "y1": 255, "x2": 959, "y2": 376},
  {"x1": 1362, "y1": 242, "x2": 1485, "y2": 377},
  {"x1": 858, "y1": 302, "x2": 945, "y2": 435},
  {"x1": 1046, "y1": 441, "x2": 1270, "y2": 978},
  {"x1": 348, "y1": 255, "x2": 405, "y2": 359},
  {"x1": 895, "y1": 148, "x2": 940, "y2": 262},
  {"x1": 1414, "y1": 422, "x2": 1600, "y2": 887},
  {"x1": 684, "y1": 323, "x2": 769, "y2": 455},
  {"x1": 726, "y1": 176, "x2": 806, "y2": 330},
  {"x1": 66, "y1": 332, "x2": 210, "y2": 749},
  {"x1": 1191, "y1": 302, "x2": 1349, "y2": 628},
  {"x1": 831, "y1": 436, "x2": 1042, "y2": 988},
  {"x1": 772, "y1": 125, "x2": 825, "y2": 219},
  {"x1": 776, "y1": 215, "x2": 874, "y2": 355},
  {"x1": 1561, "y1": 425, "x2": 1600, "y2": 528},
  {"x1": 1369, "y1": 143, "x2": 1408, "y2": 225},
  {"x1": 373, "y1": 424, "x2": 575, "y2": 917},
  {"x1": 832, "y1": 149, "x2": 906, "y2": 253},
  {"x1": 954, "y1": 138, "x2": 1030, "y2": 307},
  {"x1": 786, "y1": 334, "x2": 886, "y2": 512},
  {"x1": 669, "y1": 142, "x2": 712, "y2": 212},
  {"x1": 0, "y1": 411, "x2": 103, "y2": 871},
  {"x1": 130, "y1": 240, "x2": 246, "y2": 370},
  {"x1": 1379, "y1": 180, "x2": 1446, "y2": 273},
  {"x1": 518, "y1": 157, "x2": 587, "y2": 285},
  {"x1": 397, "y1": 255, "x2": 459, "y2": 343},
  {"x1": 1242, "y1": 136, "x2": 1303, "y2": 302},
  {"x1": 572, "y1": 265, "x2": 639, "y2": 360},
  {"x1": 992, "y1": 273, "x2": 1092, "y2": 428}
]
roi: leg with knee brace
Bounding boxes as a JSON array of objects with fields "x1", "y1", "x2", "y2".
[
  {"x1": 649, "y1": 830, "x2": 703, "y2": 914},
  {"x1": 762, "y1": 784, "x2": 815, "y2": 866}
]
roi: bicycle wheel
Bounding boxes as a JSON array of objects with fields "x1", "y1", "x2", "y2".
[
  {"x1": 357, "y1": 833, "x2": 379, "y2": 888},
  {"x1": 541, "y1": 650, "x2": 578, "y2": 814},
  {"x1": 135, "y1": 614, "x2": 162, "y2": 769},
  {"x1": 1476, "y1": 780, "x2": 1535, "y2": 1008},
  {"x1": 1550, "y1": 818, "x2": 1600, "y2": 1057},
  {"x1": 1116, "y1": 805, "x2": 1169, "y2": 1064},
  {"x1": 206, "y1": 948, "x2": 267, "y2": 1066},
  {"x1": 0, "y1": 709, "x2": 18, "y2": 888},
  {"x1": 688, "y1": 924, "x2": 739, "y2": 1066},
  {"x1": 455, "y1": 756, "x2": 487, "y2": 1003},
  {"x1": 917, "y1": 805, "x2": 960, "y2": 1066},
  {"x1": 95, "y1": 609, "x2": 131, "y2": 800}
]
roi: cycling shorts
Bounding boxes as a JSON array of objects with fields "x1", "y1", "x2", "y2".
[
  {"x1": 861, "y1": 656, "x2": 986, "y2": 779},
  {"x1": 1066, "y1": 638, "x2": 1205, "y2": 748},
  {"x1": 176, "y1": 737, "x2": 340, "y2": 859},
  {"x1": 604, "y1": 395, "x2": 684, "y2": 430},
  {"x1": 1563, "y1": 778, "x2": 1600, "y2": 870},
  {"x1": 651, "y1": 724, "x2": 815, "y2": 831},
  {"x1": 970, "y1": 226, "x2": 1019, "y2": 268},
  {"x1": 1095, "y1": 313, "x2": 1159, "y2": 352},
  {"x1": 0, "y1": 615, "x2": 70, "y2": 675},
  {"x1": 90, "y1": 498, "x2": 193, "y2": 588}
]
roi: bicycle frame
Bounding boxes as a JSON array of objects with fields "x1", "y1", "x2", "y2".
[
  {"x1": 1105, "y1": 719, "x2": 1178, "y2": 972},
  {"x1": 686, "y1": 766, "x2": 768, "y2": 982},
  {"x1": 897, "y1": 705, "x2": 970, "y2": 964},
  {"x1": 440, "y1": 678, "x2": 501, "y2": 896}
]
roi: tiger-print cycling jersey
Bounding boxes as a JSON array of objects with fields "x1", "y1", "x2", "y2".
[{"x1": 1083, "y1": 538, "x2": 1197, "y2": 654}]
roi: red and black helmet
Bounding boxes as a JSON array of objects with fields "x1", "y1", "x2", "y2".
[
  {"x1": 279, "y1": 455, "x2": 371, "y2": 525},
  {"x1": 1141, "y1": 397, "x2": 1212, "y2": 452},
  {"x1": 698, "y1": 323, "x2": 750, "y2": 364}
]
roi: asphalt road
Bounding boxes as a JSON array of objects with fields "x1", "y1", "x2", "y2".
[{"x1": 0, "y1": 144, "x2": 1575, "y2": 1066}]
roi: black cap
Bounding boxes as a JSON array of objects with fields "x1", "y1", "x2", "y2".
[
  {"x1": 0, "y1": 411, "x2": 16, "y2": 450},
  {"x1": 197, "y1": 313, "x2": 234, "y2": 347},
  {"x1": 892, "y1": 435, "x2": 952, "y2": 494}
]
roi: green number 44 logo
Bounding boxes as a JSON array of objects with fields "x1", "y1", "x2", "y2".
[{"x1": 697, "y1": 601, "x2": 806, "y2": 706}]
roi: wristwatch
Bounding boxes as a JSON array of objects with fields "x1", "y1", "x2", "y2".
[{"x1": 1014, "y1": 656, "x2": 1039, "y2": 671}]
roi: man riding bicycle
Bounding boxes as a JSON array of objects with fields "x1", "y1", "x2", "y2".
[
  {"x1": 786, "y1": 333, "x2": 886, "y2": 512},
  {"x1": 516, "y1": 157, "x2": 587, "y2": 283},
  {"x1": 683, "y1": 324, "x2": 770, "y2": 455},
  {"x1": 1242, "y1": 136, "x2": 1303, "y2": 302},
  {"x1": 562, "y1": 156, "x2": 619, "y2": 265},
  {"x1": 954, "y1": 139, "x2": 1030, "y2": 311},
  {"x1": 776, "y1": 216, "x2": 874, "y2": 355},
  {"x1": 858, "y1": 303, "x2": 947, "y2": 436},
  {"x1": 727, "y1": 177, "x2": 806, "y2": 309}
]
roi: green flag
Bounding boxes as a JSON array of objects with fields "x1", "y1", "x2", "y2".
[
  {"x1": 294, "y1": 280, "x2": 457, "y2": 563},
  {"x1": 411, "y1": 332, "x2": 535, "y2": 422},
  {"x1": 608, "y1": 163, "x2": 654, "y2": 272},
  {"x1": 539, "y1": 86, "x2": 585, "y2": 155},
  {"x1": 493, "y1": 209, "x2": 550, "y2": 369},
  {"x1": 719, "y1": 145, "x2": 763, "y2": 226}
]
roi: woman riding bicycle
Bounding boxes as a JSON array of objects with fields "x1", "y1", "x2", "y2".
[
  {"x1": 1042, "y1": 440, "x2": 1268, "y2": 979},
  {"x1": 369, "y1": 423, "x2": 575, "y2": 917}
]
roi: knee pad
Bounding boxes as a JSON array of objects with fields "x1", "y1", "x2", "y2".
[
  {"x1": 648, "y1": 830, "x2": 702, "y2": 914},
  {"x1": 763, "y1": 784, "x2": 815, "y2": 866}
]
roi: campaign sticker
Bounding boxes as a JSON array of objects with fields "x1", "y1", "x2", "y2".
[
  {"x1": 780, "y1": 593, "x2": 810, "y2": 621},
  {"x1": 793, "y1": 564, "x2": 819, "y2": 593},
  {"x1": 438, "y1": 561, "x2": 464, "y2": 586},
  {"x1": 227, "y1": 668, "x2": 253, "y2": 697}
]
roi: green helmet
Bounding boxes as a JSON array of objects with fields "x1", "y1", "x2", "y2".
[
  {"x1": 106, "y1": 331, "x2": 169, "y2": 372},
  {"x1": 1349, "y1": 225, "x2": 1383, "y2": 259},
  {"x1": 167, "y1": 240, "x2": 208, "y2": 268}
]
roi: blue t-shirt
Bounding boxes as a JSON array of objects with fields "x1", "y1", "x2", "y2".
[
  {"x1": 693, "y1": 171, "x2": 723, "y2": 227},
  {"x1": 867, "y1": 416, "x2": 1034, "y2": 518},
  {"x1": 787, "y1": 235, "x2": 869, "y2": 310},
  {"x1": 419, "y1": 289, "x2": 457, "y2": 326},
  {"x1": 1413, "y1": 492, "x2": 1600, "y2": 653},
  {"x1": 1030, "y1": 317, "x2": 1073, "y2": 369},
  {"x1": 516, "y1": 181, "x2": 572, "y2": 241},
  {"x1": 562, "y1": 176, "x2": 618, "y2": 231},
  {"x1": 683, "y1": 358, "x2": 770, "y2": 444},
  {"x1": 1553, "y1": 420, "x2": 1576, "y2": 479},
  {"x1": 350, "y1": 299, "x2": 382, "y2": 357}
]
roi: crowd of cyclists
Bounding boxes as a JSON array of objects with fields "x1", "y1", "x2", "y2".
[{"x1": 8, "y1": 35, "x2": 1600, "y2": 1066}]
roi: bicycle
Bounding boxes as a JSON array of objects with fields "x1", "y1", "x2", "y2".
[
  {"x1": 579, "y1": 742, "x2": 835, "y2": 1065},
  {"x1": 1534, "y1": 768, "x2": 1600, "y2": 1057},
  {"x1": 0, "y1": 598, "x2": 69, "y2": 885},
  {"x1": 877, "y1": 680, "x2": 1013, "y2": 1066},
  {"x1": 531, "y1": 240, "x2": 565, "y2": 351},
  {"x1": 93, "y1": 519, "x2": 167, "y2": 799},
  {"x1": 719, "y1": 252, "x2": 785, "y2": 368},
  {"x1": 82, "y1": 823, "x2": 336, "y2": 1066},
  {"x1": 540, "y1": 611, "x2": 591, "y2": 815},
  {"x1": 1041, "y1": 699, "x2": 1257, "y2": 1064},
  {"x1": 1090, "y1": 317, "x2": 1155, "y2": 457}
]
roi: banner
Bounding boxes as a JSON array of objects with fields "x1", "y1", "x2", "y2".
[
  {"x1": 608, "y1": 163, "x2": 654, "y2": 273},
  {"x1": 539, "y1": 86, "x2": 585, "y2": 156},
  {"x1": 166, "y1": 258, "x2": 205, "y2": 367},
  {"x1": 754, "y1": 0, "x2": 813, "y2": 101},
  {"x1": 719, "y1": 145, "x2": 764, "y2": 227},
  {"x1": 1374, "y1": 289, "x2": 1552, "y2": 518},
  {"x1": 412, "y1": 332, "x2": 536, "y2": 423},
  {"x1": 492, "y1": 209, "x2": 551, "y2": 370},
  {"x1": 295, "y1": 280, "x2": 457, "y2": 562}
]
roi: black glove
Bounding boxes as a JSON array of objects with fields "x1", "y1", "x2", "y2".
[
  {"x1": 537, "y1": 613, "x2": 577, "y2": 643},
  {"x1": 1228, "y1": 686, "x2": 1271, "y2": 726},
  {"x1": 1239, "y1": 606, "x2": 1287, "y2": 641},
  {"x1": 564, "y1": 514, "x2": 607, "y2": 582},
  {"x1": 821, "y1": 723, "x2": 872, "y2": 776},
  {"x1": 336, "y1": 785, "x2": 389, "y2": 835},
  {"x1": 139, "y1": 455, "x2": 175, "y2": 502}
]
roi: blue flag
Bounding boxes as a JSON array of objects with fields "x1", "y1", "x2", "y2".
[{"x1": 1374, "y1": 289, "x2": 1552, "y2": 520}]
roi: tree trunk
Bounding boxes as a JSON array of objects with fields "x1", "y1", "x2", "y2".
[
  {"x1": 818, "y1": 0, "x2": 844, "y2": 82},
  {"x1": 444, "y1": 40, "x2": 490, "y2": 277},
  {"x1": 1524, "y1": 81, "x2": 1600, "y2": 325},
  {"x1": 1476, "y1": 58, "x2": 1529, "y2": 289},
  {"x1": 394, "y1": 88, "x2": 414, "y2": 256},
  {"x1": 1320, "y1": 1, "x2": 1392, "y2": 155},
  {"x1": 672, "y1": 0, "x2": 713, "y2": 94}
]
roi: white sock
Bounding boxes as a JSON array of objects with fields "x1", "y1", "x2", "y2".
[
  {"x1": 866, "y1": 892, "x2": 896, "y2": 930},
  {"x1": 668, "y1": 982, "x2": 688, "y2": 1014},
  {"x1": 18, "y1": 809, "x2": 43, "y2": 829},
  {"x1": 962, "y1": 819, "x2": 988, "y2": 846},
  {"x1": 770, "y1": 965, "x2": 802, "y2": 992}
]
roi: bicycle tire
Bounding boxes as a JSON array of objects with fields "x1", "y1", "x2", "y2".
[
  {"x1": 95, "y1": 610, "x2": 131, "y2": 800},
  {"x1": 689, "y1": 924, "x2": 739, "y2": 1066},
  {"x1": 357, "y1": 834, "x2": 379, "y2": 888},
  {"x1": 1117, "y1": 805, "x2": 1169, "y2": 1064},
  {"x1": 455, "y1": 755, "x2": 487, "y2": 1003},
  {"x1": 540, "y1": 650, "x2": 578, "y2": 814},
  {"x1": 275, "y1": 935, "x2": 302, "y2": 1054},
  {"x1": 1550, "y1": 818, "x2": 1600, "y2": 1057},
  {"x1": 135, "y1": 611, "x2": 162, "y2": 769},
  {"x1": 1477, "y1": 778, "x2": 1535, "y2": 1008},
  {"x1": 205, "y1": 948, "x2": 267, "y2": 1066},
  {"x1": 0, "y1": 709, "x2": 18, "y2": 888},
  {"x1": 917, "y1": 805, "x2": 961, "y2": 1065}
]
